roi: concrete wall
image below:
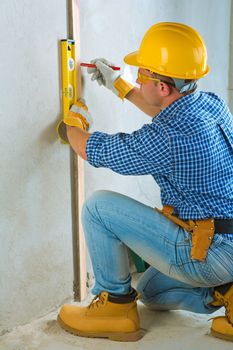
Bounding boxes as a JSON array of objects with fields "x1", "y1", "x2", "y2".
[
  {"x1": 0, "y1": 0, "x2": 231, "y2": 333},
  {"x1": 0, "y1": 0, "x2": 73, "y2": 334}
]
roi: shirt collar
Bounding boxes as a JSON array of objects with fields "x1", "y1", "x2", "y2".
[{"x1": 152, "y1": 91, "x2": 201, "y2": 122}]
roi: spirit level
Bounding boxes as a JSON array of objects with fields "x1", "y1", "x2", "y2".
[
  {"x1": 61, "y1": 39, "x2": 77, "y2": 118},
  {"x1": 57, "y1": 39, "x2": 77, "y2": 144}
]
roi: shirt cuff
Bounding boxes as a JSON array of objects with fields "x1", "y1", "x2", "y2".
[{"x1": 86, "y1": 131, "x2": 108, "y2": 167}]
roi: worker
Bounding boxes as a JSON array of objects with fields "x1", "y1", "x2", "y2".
[{"x1": 58, "y1": 22, "x2": 233, "y2": 342}]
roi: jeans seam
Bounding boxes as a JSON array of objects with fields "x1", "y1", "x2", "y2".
[{"x1": 97, "y1": 204, "x2": 165, "y2": 233}]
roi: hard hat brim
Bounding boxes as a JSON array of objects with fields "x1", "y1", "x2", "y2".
[
  {"x1": 124, "y1": 51, "x2": 139, "y2": 67},
  {"x1": 124, "y1": 50, "x2": 210, "y2": 79}
]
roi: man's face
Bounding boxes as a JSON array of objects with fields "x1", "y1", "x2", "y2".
[{"x1": 136, "y1": 68, "x2": 163, "y2": 107}]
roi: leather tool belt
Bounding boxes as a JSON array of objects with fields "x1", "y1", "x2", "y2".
[{"x1": 156, "y1": 205, "x2": 228, "y2": 262}]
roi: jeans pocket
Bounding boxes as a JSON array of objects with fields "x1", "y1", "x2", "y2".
[
  {"x1": 193, "y1": 261, "x2": 225, "y2": 286},
  {"x1": 169, "y1": 257, "x2": 226, "y2": 287},
  {"x1": 207, "y1": 236, "x2": 233, "y2": 284},
  {"x1": 168, "y1": 233, "x2": 233, "y2": 287},
  {"x1": 210, "y1": 234, "x2": 224, "y2": 248}
]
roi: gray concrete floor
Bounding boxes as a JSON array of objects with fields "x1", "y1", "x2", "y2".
[
  {"x1": 0, "y1": 302, "x2": 232, "y2": 350},
  {"x1": 1, "y1": 274, "x2": 232, "y2": 350}
]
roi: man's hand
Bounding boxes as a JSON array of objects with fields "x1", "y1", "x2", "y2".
[
  {"x1": 56, "y1": 99, "x2": 92, "y2": 157},
  {"x1": 88, "y1": 58, "x2": 119, "y2": 88},
  {"x1": 65, "y1": 99, "x2": 92, "y2": 159},
  {"x1": 64, "y1": 99, "x2": 91, "y2": 130},
  {"x1": 87, "y1": 58, "x2": 134, "y2": 100}
]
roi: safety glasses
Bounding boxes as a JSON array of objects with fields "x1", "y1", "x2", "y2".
[
  {"x1": 137, "y1": 71, "x2": 161, "y2": 84},
  {"x1": 137, "y1": 70, "x2": 175, "y2": 87}
]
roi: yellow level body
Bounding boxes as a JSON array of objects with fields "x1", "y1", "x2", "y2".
[
  {"x1": 57, "y1": 39, "x2": 77, "y2": 144},
  {"x1": 60, "y1": 39, "x2": 77, "y2": 119}
]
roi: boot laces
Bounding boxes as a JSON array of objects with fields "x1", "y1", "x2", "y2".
[
  {"x1": 88, "y1": 291, "x2": 140, "y2": 309},
  {"x1": 214, "y1": 287, "x2": 233, "y2": 325},
  {"x1": 88, "y1": 293, "x2": 106, "y2": 309},
  {"x1": 225, "y1": 300, "x2": 233, "y2": 325}
]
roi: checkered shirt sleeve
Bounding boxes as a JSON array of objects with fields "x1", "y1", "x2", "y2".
[{"x1": 86, "y1": 124, "x2": 172, "y2": 176}]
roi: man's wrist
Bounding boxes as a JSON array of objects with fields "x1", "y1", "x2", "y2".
[
  {"x1": 66, "y1": 126, "x2": 91, "y2": 160},
  {"x1": 113, "y1": 77, "x2": 134, "y2": 100},
  {"x1": 64, "y1": 111, "x2": 89, "y2": 130}
]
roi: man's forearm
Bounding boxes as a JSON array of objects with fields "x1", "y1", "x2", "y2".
[
  {"x1": 125, "y1": 87, "x2": 160, "y2": 117},
  {"x1": 66, "y1": 126, "x2": 91, "y2": 160}
]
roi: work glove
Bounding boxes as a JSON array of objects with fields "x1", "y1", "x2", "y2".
[
  {"x1": 87, "y1": 58, "x2": 134, "y2": 100},
  {"x1": 57, "y1": 99, "x2": 92, "y2": 144}
]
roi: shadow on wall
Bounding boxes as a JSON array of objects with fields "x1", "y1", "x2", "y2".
[
  {"x1": 38, "y1": 114, "x2": 62, "y2": 145},
  {"x1": 38, "y1": 67, "x2": 87, "y2": 146}
]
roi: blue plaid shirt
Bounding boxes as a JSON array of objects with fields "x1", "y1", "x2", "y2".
[{"x1": 87, "y1": 91, "x2": 233, "y2": 224}]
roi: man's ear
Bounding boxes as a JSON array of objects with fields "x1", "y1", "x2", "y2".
[{"x1": 159, "y1": 82, "x2": 172, "y2": 96}]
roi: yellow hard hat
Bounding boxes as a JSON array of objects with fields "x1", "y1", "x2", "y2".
[{"x1": 124, "y1": 22, "x2": 209, "y2": 80}]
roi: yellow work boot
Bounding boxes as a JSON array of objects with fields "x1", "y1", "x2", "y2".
[
  {"x1": 57, "y1": 289, "x2": 143, "y2": 342},
  {"x1": 211, "y1": 283, "x2": 233, "y2": 341}
]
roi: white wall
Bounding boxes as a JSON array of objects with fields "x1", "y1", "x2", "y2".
[
  {"x1": 0, "y1": 0, "x2": 73, "y2": 333},
  {"x1": 0, "y1": 0, "x2": 231, "y2": 333}
]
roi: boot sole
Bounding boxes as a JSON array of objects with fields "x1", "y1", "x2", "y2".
[
  {"x1": 211, "y1": 329, "x2": 233, "y2": 342},
  {"x1": 57, "y1": 315, "x2": 144, "y2": 342}
]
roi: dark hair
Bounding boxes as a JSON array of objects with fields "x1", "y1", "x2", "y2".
[{"x1": 151, "y1": 71, "x2": 197, "y2": 94}]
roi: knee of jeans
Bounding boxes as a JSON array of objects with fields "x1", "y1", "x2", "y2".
[{"x1": 81, "y1": 190, "x2": 112, "y2": 222}]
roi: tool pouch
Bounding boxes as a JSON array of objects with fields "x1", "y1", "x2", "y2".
[
  {"x1": 156, "y1": 205, "x2": 215, "y2": 262},
  {"x1": 190, "y1": 219, "x2": 214, "y2": 261}
]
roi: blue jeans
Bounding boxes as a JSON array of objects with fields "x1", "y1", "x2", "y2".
[{"x1": 82, "y1": 190, "x2": 233, "y2": 314}]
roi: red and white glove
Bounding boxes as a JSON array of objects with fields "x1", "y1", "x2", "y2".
[
  {"x1": 57, "y1": 99, "x2": 92, "y2": 144},
  {"x1": 64, "y1": 99, "x2": 91, "y2": 130},
  {"x1": 87, "y1": 58, "x2": 134, "y2": 100}
]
